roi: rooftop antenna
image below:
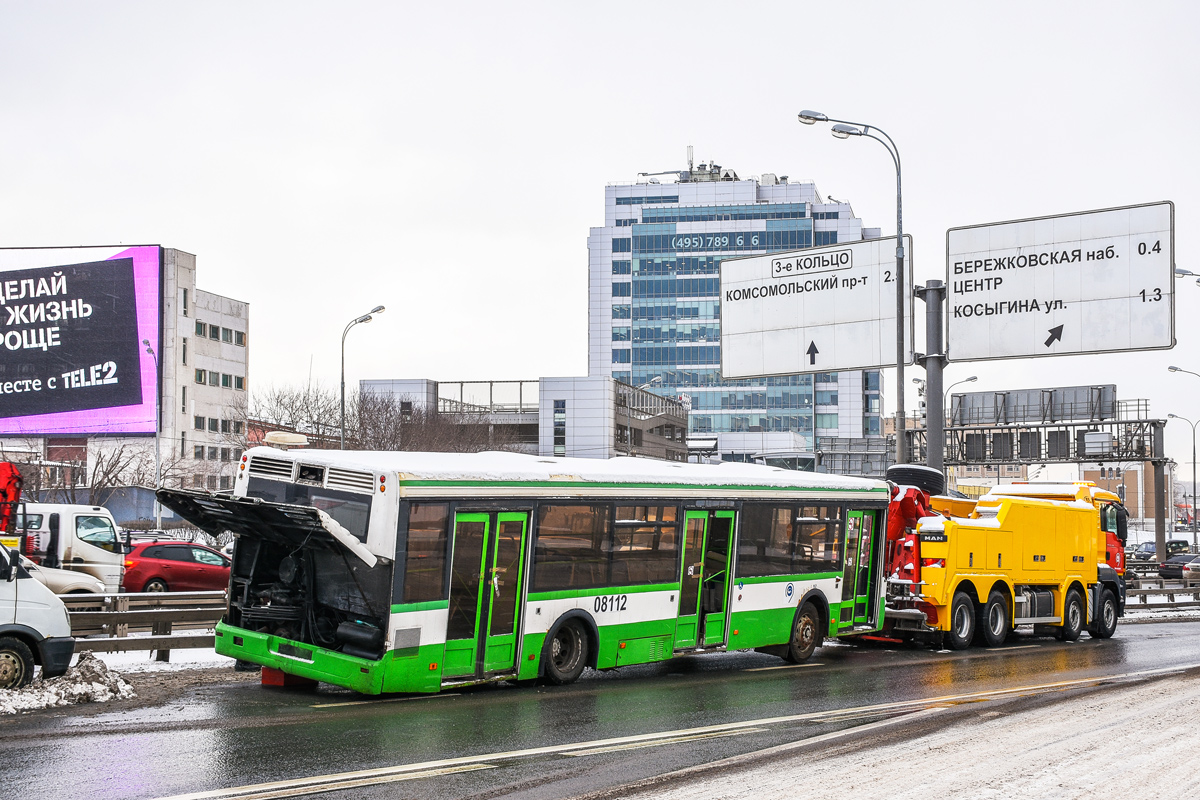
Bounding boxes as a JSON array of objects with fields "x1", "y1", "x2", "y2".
[{"x1": 687, "y1": 145, "x2": 693, "y2": 172}]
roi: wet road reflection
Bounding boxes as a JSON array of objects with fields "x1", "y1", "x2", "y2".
[{"x1": 2, "y1": 622, "x2": 1195, "y2": 800}]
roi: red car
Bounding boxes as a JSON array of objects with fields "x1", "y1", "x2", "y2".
[{"x1": 123, "y1": 541, "x2": 231, "y2": 592}]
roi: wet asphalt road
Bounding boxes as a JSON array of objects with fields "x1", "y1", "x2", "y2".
[{"x1": 3, "y1": 621, "x2": 1199, "y2": 800}]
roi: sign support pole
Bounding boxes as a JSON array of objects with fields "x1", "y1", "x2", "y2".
[{"x1": 916, "y1": 281, "x2": 946, "y2": 472}]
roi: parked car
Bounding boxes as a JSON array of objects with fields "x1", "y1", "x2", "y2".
[
  {"x1": 1158, "y1": 553, "x2": 1200, "y2": 580},
  {"x1": 122, "y1": 541, "x2": 231, "y2": 592},
  {"x1": 19, "y1": 555, "x2": 106, "y2": 595}
]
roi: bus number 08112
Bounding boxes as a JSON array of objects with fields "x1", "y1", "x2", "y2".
[{"x1": 594, "y1": 595, "x2": 628, "y2": 613}]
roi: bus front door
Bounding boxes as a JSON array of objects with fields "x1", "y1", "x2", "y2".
[
  {"x1": 843, "y1": 510, "x2": 879, "y2": 627},
  {"x1": 443, "y1": 511, "x2": 529, "y2": 679},
  {"x1": 700, "y1": 511, "x2": 734, "y2": 646},
  {"x1": 675, "y1": 511, "x2": 708, "y2": 650}
]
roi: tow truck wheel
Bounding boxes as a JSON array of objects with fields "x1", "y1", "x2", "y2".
[
  {"x1": 1057, "y1": 589, "x2": 1083, "y2": 642},
  {"x1": 947, "y1": 592, "x2": 975, "y2": 650},
  {"x1": 978, "y1": 590, "x2": 1011, "y2": 647},
  {"x1": 1087, "y1": 589, "x2": 1118, "y2": 639}
]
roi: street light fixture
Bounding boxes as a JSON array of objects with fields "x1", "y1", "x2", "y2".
[
  {"x1": 943, "y1": 375, "x2": 978, "y2": 420},
  {"x1": 1168, "y1": 413, "x2": 1200, "y2": 549},
  {"x1": 799, "y1": 109, "x2": 908, "y2": 464},
  {"x1": 340, "y1": 305, "x2": 386, "y2": 450},
  {"x1": 142, "y1": 339, "x2": 161, "y2": 529},
  {"x1": 625, "y1": 376, "x2": 662, "y2": 456}
]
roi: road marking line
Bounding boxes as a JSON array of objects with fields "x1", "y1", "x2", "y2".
[
  {"x1": 310, "y1": 692, "x2": 460, "y2": 709},
  {"x1": 566, "y1": 728, "x2": 764, "y2": 757},
  {"x1": 985, "y1": 645, "x2": 1041, "y2": 652},
  {"x1": 746, "y1": 662, "x2": 825, "y2": 672},
  {"x1": 216, "y1": 764, "x2": 496, "y2": 800},
  {"x1": 152, "y1": 662, "x2": 1200, "y2": 800}
]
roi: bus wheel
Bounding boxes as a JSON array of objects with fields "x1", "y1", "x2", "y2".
[
  {"x1": 0, "y1": 637, "x2": 35, "y2": 690},
  {"x1": 947, "y1": 592, "x2": 975, "y2": 650},
  {"x1": 1088, "y1": 589, "x2": 1118, "y2": 639},
  {"x1": 1057, "y1": 589, "x2": 1083, "y2": 641},
  {"x1": 786, "y1": 602, "x2": 822, "y2": 663},
  {"x1": 977, "y1": 590, "x2": 1011, "y2": 647},
  {"x1": 544, "y1": 620, "x2": 587, "y2": 685}
]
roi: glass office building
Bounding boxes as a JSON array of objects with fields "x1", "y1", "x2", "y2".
[{"x1": 588, "y1": 160, "x2": 884, "y2": 451}]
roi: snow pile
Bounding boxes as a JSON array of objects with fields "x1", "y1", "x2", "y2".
[{"x1": 0, "y1": 651, "x2": 135, "y2": 715}]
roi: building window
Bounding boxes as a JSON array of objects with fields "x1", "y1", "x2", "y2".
[
  {"x1": 234, "y1": 376, "x2": 245, "y2": 391},
  {"x1": 208, "y1": 418, "x2": 218, "y2": 432},
  {"x1": 612, "y1": 349, "x2": 631, "y2": 364},
  {"x1": 612, "y1": 305, "x2": 631, "y2": 319},
  {"x1": 181, "y1": 337, "x2": 187, "y2": 365},
  {"x1": 612, "y1": 327, "x2": 631, "y2": 342},
  {"x1": 219, "y1": 476, "x2": 231, "y2": 490},
  {"x1": 221, "y1": 327, "x2": 232, "y2": 343},
  {"x1": 194, "y1": 415, "x2": 204, "y2": 430},
  {"x1": 233, "y1": 421, "x2": 244, "y2": 434},
  {"x1": 221, "y1": 419, "x2": 231, "y2": 434},
  {"x1": 182, "y1": 288, "x2": 189, "y2": 317},
  {"x1": 193, "y1": 475, "x2": 203, "y2": 489},
  {"x1": 209, "y1": 325, "x2": 220, "y2": 341},
  {"x1": 208, "y1": 372, "x2": 219, "y2": 387},
  {"x1": 180, "y1": 433, "x2": 186, "y2": 458},
  {"x1": 181, "y1": 386, "x2": 187, "y2": 413},
  {"x1": 207, "y1": 475, "x2": 218, "y2": 490},
  {"x1": 194, "y1": 369, "x2": 206, "y2": 384},
  {"x1": 194, "y1": 445, "x2": 205, "y2": 460},
  {"x1": 612, "y1": 260, "x2": 632, "y2": 275},
  {"x1": 815, "y1": 413, "x2": 839, "y2": 429},
  {"x1": 612, "y1": 238, "x2": 632, "y2": 253},
  {"x1": 234, "y1": 330, "x2": 245, "y2": 346},
  {"x1": 220, "y1": 447, "x2": 231, "y2": 462},
  {"x1": 221, "y1": 373, "x2": 231, "y2": 388},
  {"x1": 208, "y1": 446, "x2": 218, "y2": 460},
  {"x1": 553, "y1": 399, "x2": 566, "y2": 457},
  {"x1": 195, "y1": 320, "x2": 205, "y2": 337},
  {"x1": 612, "y1": 282, "x2": 631, "y2": 297}
]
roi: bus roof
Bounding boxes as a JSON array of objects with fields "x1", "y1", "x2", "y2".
[{"x1": 244, "y1": 447, "x2": 888, "y2": 493}]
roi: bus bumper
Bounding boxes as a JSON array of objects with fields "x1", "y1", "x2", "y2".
[{"x1": 215, "y1": 622, "x2": 386, "y2": 694}]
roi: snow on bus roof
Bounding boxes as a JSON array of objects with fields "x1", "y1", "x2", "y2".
[{"x1": 245, "y1": 447, "x2": 886, "y2": 491}]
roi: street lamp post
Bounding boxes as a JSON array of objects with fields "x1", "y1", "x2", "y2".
[
  {"x1": 1167, "y1": 412, "x2": 1199, "y2": 549},
  {"x1": 340, "y1": 305, "x2": 385, "y2": 450},
  {"x1": 943, "y1": 375, "x2": 978, "y2": 418},
  {"x1": 142, "y1": 339, "x2": 161, "y2": 529},
  {"x1": 799, "y1": 110, "x2": 907, "y2": 464},
  {"x1": 625, "y1": 376, "x2": 662, "y2": 456}
]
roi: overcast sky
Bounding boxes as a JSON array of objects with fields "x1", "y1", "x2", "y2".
[{"x1": 2, "y1": 2, "x2": 1199, "y2": 476}]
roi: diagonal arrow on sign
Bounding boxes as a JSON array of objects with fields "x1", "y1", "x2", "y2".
[
  {"x1": 1045, "y1": 325, "x2": 1064, "y2": 347},
  {"x1": 806, "y1": 341, "x2": 819, "y2": 365}
]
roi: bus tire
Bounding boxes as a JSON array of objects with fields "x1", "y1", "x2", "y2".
[
  {"x1": 543, "y1": 620, "x2": 588, "y2": 685},
  {"x1": 977, "y1": 590, "x2": 1011, "y2": 648},
  {"x1": 1058, "y1": 589, "x2": 1083, "y2": 642},
  {"x1": 0, "y1": 637, "x2": 35, "y2": 690},
  {"x1": 1088, "y1": 589, "x2": 1118, "y2": 639},
  {"x1": 947, "y1": 592, "x2": 975, "y2": 650},
  {"x1": 786, "y1": 602, "x2": 822, "y2": 663}
]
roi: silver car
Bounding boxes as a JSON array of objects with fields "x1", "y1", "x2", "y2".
[{"x1": 20, "y1": 555, "x2": 107, "y2": 595}]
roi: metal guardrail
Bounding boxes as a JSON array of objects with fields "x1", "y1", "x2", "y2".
[
  {"x1": 1126, "y1": 582, "x2": 1200, "y2": 609},
  {"x1": 61, "y1": 591, "x2": 226, "y2": 662}
]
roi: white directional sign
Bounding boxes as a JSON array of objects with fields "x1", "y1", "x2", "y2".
[
  {"x1": 946, "y1": 202, "x2": 1174, "y2": 362},
  {"x1": 720, "y1": 236, "x2": 914, "y2": 378}
]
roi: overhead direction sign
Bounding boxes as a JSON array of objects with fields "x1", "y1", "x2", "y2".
[
  {"x1": 719, "y1": 236, "x2": 914, "y2": 378},
  {"x1": 946, "y1": 202, "x2": 1174, "y2": 362}
]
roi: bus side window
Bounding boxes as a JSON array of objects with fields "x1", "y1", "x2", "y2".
[{"x1": 402, "y1": 503, "x2": 450, "y2": 603}]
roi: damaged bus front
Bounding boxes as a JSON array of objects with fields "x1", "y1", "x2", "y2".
[{"x1": 158, "y1": 457, "x2": 395, "y2": 693}]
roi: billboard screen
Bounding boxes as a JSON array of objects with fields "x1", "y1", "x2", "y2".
[{"x1": 0, "y1": 245, "x2": 161, "y2": 435}]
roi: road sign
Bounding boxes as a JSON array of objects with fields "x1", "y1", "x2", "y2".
[
  {"x1": 946, "y1": 202, "x2": 1174, "y2": 362},
  {"x1": 719, "y1": 236, "x2": 914, "y2": 378}
]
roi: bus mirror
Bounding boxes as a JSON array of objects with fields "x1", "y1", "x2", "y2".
[{"x1": 1116, "y1": 506, "x2": 1129, "y2": 545}]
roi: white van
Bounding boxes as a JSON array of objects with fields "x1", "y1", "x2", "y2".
[
  {"x1": 0, "y1": 544, "x2": 74, "y2": 689},
  {"x1": 10, "y1": 505, "x2": 124, "y2": 592}
]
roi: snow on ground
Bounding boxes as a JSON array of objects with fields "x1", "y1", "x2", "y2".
[
  {"x1": 611, "y1": 670, "x2": 1200, "y2": 800},
  {"x1": 85, "y1": 642, "x2": 233, "y2": 673},
  {"x1": 0, "y1": 652, "x2": 135, "y2": 715}
]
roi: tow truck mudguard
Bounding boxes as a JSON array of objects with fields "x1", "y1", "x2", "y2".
[
  {"x1": 1096, "y1": 564, "x2": 1126, "y2": 617},
  {"x1": 37, "y1": 636, "x2": 75, "y2": 678}
]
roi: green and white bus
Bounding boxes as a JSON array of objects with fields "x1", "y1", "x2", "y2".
[{"x1": 160, "y1": 448, "x2": 890, "y2": 695}]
